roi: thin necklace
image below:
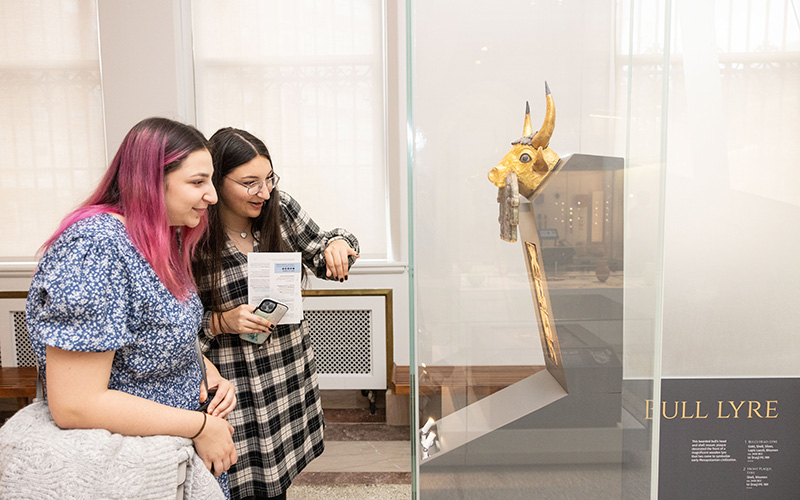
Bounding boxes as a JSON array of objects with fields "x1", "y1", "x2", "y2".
[{"x1": 225, "y1": 223, "x2": 250, "y2": 239}]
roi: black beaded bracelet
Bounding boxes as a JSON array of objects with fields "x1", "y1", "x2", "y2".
[{"x1": 190, "y1": 412, "x2": 207, "y2": 439}]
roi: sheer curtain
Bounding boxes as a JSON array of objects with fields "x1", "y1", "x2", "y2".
[
  {"x1": 0, "y1": 0, "x2": 105, "y2": 258},
  {"x1": 192, "y1": 0, "x2": 388, "y2": 260},
  {"x1": 660, "y1": 0, "x2": 800, "y2": 376},
  {"x1": 620, "y1": 0, "x2": 800, "y2": 377}
]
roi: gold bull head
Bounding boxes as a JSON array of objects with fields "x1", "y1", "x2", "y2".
[{"x1": 488, "y1": 82, "x2": 559, "y2": 198}]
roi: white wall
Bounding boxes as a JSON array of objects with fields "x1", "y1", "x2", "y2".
[{"x1": 97, "y1": 0, "x2": 196, "y2": 153}]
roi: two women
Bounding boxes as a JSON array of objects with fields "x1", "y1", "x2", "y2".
[
  {"x1": 193, "y1": 128, "x2": 359, "y2": 500},
  {"x1": 24, "y1": 120, "x2": 355, "y2": 500},
  {"x1": 25, "y1": 118, "x2": 238, "y2": 496}
]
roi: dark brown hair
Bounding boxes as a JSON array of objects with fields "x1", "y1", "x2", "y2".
[{"x1": 192, "y1": 128, "x2": 291, "y2": 312}]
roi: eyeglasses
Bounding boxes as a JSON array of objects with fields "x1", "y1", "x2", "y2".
[{"x1": 226, "y1": 172, "x2": 280, "y2": 195}]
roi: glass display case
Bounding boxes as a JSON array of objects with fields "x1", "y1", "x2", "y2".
[
  {"x1": 407, "y1": 1, "x2": 800, "y2": 499},
  {"x1": 407, "y1": 1, "x2": 650, "y2": 498}
]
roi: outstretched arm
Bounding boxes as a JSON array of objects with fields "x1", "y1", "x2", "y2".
[{"x1": 280, "y1": 191, "x2": 360, "y2": 280}]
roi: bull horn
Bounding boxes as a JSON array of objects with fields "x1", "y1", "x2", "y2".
[
  {"x1": 522, "y1": 102, "x2": 533, "y2": 137},
  {"x1": 530, "y1": 81, "x2": 555, "y2": 149}
]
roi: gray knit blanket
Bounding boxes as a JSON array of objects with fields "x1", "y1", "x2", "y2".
[{"x1": 0, "y1": 401, "x2": 224, "y2": 500}]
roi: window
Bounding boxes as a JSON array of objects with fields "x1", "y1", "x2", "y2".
[
  {"x1": 619, "y1": 0, "x2": 800, "y2": 204},
  {"x1": 192, "y1": 0, "x2": 388, "y2": 259},
  {"x1": 0, "y1": 0, "x2": 104, "y2": 258}
]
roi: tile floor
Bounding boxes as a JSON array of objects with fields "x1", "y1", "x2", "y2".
[
  {"x1": 302, "y1": 440, "x2": 411, "y2": 475},
  {"x1": 288, "y1": 484, "x2": 411, "y2": 500},
  {"x1": 286, "y1": 391, "x2": 413, "y2": 499},
  {"x1": 288, "y1": 436, "x2": 412, "y2": 499}
]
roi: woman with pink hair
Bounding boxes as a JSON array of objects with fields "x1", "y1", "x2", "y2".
[{"x1": 24, "y1": 117, "x2": 238, "y2": 496}]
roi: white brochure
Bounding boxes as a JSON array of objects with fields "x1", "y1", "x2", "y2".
[{"x1": 247, "y1": 252, "x2": 303, "y2": 324}]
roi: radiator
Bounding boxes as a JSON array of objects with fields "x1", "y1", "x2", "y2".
[
  {"x1": 303, "y1": 292, "x2": 389, "y2": 390},
  {"x1": 1, "y1": 292, "x2": 390, "y2": 390},
  {"x1": 0, "y1": 299, "x2": 32, "y2": 367}
]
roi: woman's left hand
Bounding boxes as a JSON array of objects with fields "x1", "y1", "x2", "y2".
[
  {"x1": 202, "y1": 376, "x2": 236, "y2": 418},
  {"x1": 200, "y1": 358, "x2": 237, "y2": 418},
  {"x1": 325, "y1": 239, "x2": 359, "y2": 281}
]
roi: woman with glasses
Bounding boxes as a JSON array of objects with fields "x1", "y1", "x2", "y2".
[{"x1": 192, "y1": 127, "x2": 359, "y2": 500}]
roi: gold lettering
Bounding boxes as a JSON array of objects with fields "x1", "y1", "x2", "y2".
[
  {"x1": 748, "y1": 401, "x2": 763, "y2": 418},
  {"x1": 662, "y1": 401, "x2": 679, "y2": 420},
  {"x1": 651, "y1": 400, "x2": 776, "y2": 420},
  {"x1": 695, "y1": 401, "x2": 708, "y2": 419},
  {"x1": 729, "y1": 401, "x2": 745, "y2": 418},
  {"x1": 765, "y1": 401, "x2": 779, "y2": 419}
]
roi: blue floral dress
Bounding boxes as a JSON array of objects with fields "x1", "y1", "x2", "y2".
[{"x1": 26, "y1": 213, "x2": 229, "y2": 497}]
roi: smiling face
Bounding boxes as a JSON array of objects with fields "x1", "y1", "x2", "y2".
[
  {"x1": 164, "y1": 149, "x2": 218, "y2": 227},
  {"x1": 219, "y1": 155, "x2": 274, "y2": 224}
]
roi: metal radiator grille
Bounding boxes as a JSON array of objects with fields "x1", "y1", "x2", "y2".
[
  {"x1": 6, "y1": 302, "x2": 383, "y2": 383},
  {"x1": 10, "y1": 309, "x2": 378, "y2": 374},
  {"x1": 306, "y1": 309, "x2": 372, "y2": 375},
  {"x1": 13, "y1": 311, "x2": 36, "y2": 367}
]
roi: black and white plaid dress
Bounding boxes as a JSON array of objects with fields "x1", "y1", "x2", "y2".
[{"x1": 196, "y1": 191, "x2": 359, "y2": 498}]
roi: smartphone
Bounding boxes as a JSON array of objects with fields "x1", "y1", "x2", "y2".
[{"x1": 239, "y1": 298, "x2": 289, "y2": 345}]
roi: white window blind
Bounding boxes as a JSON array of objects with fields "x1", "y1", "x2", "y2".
[
  {"x1": 0, "y1": 0, "x2": 105, "y2": 258},
  {"x1": 192, "y1": 0, "x2": 388, "y2": 260}
]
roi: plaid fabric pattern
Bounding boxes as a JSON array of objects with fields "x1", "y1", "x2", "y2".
[{"x1": 196, "y1": 191, "x2": 359, "y2": 498}]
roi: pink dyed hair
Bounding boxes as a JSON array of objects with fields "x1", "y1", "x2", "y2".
[{"x1": 41, "y1": 117, "x2": 210, "y2": 300}]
